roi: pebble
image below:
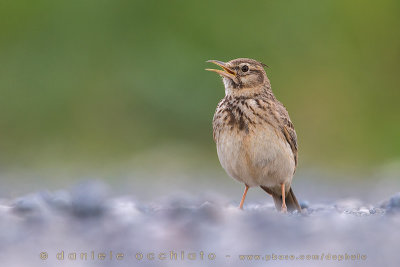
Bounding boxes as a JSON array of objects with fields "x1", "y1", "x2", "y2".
[
  {"x1": 387, "y1": 192, "x2": 400, "y2": 212},
  {"x1": 299, "y1": 200, "x2": 309, "y2": 209},
  {"x1": 13, "y1": 193, "x2": 44, "y2": 214},
  {"x1": 70, "y1": 180, "x2": 109, "y2": 218}
]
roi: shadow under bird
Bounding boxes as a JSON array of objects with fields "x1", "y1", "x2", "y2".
[{"x1": 206, "y1": 58, "x2": 301, "y2": 212}]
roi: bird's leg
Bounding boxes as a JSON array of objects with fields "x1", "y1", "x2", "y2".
[
  {"x1": 239, "y1": 184, "x2": 249, "y2": 210},
  {"x1": 281, "y1": 183, "x2": 287, "y2": 213}
]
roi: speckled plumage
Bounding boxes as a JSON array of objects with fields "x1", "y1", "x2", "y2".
[{"x1": 208, "y1": 58, "x2": 301, "y2": 212}]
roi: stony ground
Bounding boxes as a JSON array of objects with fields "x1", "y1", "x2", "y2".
[{"x1": 0, "y1": 179, "x2": 400, "y2": 267}]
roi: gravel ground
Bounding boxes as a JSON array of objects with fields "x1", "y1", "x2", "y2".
[{"x1": 0, "y1": 180, "x2": 400, "y2": 267}]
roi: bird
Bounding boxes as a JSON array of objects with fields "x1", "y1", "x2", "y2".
[{"x1": 206, "y1": 58, "x2": 301, "y2": 212}]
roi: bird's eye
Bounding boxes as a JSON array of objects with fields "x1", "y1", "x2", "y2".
[{"x1": 241, "y1": 65, "x2": 249, "y2": 72}]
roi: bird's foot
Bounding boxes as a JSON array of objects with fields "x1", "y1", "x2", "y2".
[{"x1": 281, "y1": 204, "x2": 288, "y2": 213}]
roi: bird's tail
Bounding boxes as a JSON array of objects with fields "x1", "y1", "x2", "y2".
[{"x1": 261, "y1": 186, "x2": 301, "y2": 212}]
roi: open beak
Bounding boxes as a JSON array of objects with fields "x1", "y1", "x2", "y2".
[{"x1": 206, "y1": 60, "x2": 237, "y2": 81}]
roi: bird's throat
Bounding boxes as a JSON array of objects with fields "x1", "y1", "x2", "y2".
[{"x1": 224, "y1": 82, "x2": 271, "y2": 99}]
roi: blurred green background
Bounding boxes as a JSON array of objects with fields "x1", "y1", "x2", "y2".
[{"x1": 1, "y1": 0, "x2": 399, "y2": 174}]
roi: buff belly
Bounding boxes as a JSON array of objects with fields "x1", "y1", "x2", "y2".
[{"x1": 216, "y1": 124, "x2": 295, "y2": 191}]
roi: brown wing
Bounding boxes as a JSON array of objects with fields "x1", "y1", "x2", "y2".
[
  {"x1": 212, "y1": 98, "x2": 228, "y2": 143},
  {"x1": 276, "y1": 103, "x2": 298, "y2": 167}
]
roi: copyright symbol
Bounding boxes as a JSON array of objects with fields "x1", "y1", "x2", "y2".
[{"x1": 40, "y1": 252, "x2": 48, "y2": 260}]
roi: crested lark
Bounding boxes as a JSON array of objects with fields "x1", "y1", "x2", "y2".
[{"x1": 206, "y1": 58, "x2": 301, "y2": 212}]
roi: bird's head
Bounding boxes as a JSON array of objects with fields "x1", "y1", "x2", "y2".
[{"x1": 206, "y1": 58, "x2": 270, "y2": 96}]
